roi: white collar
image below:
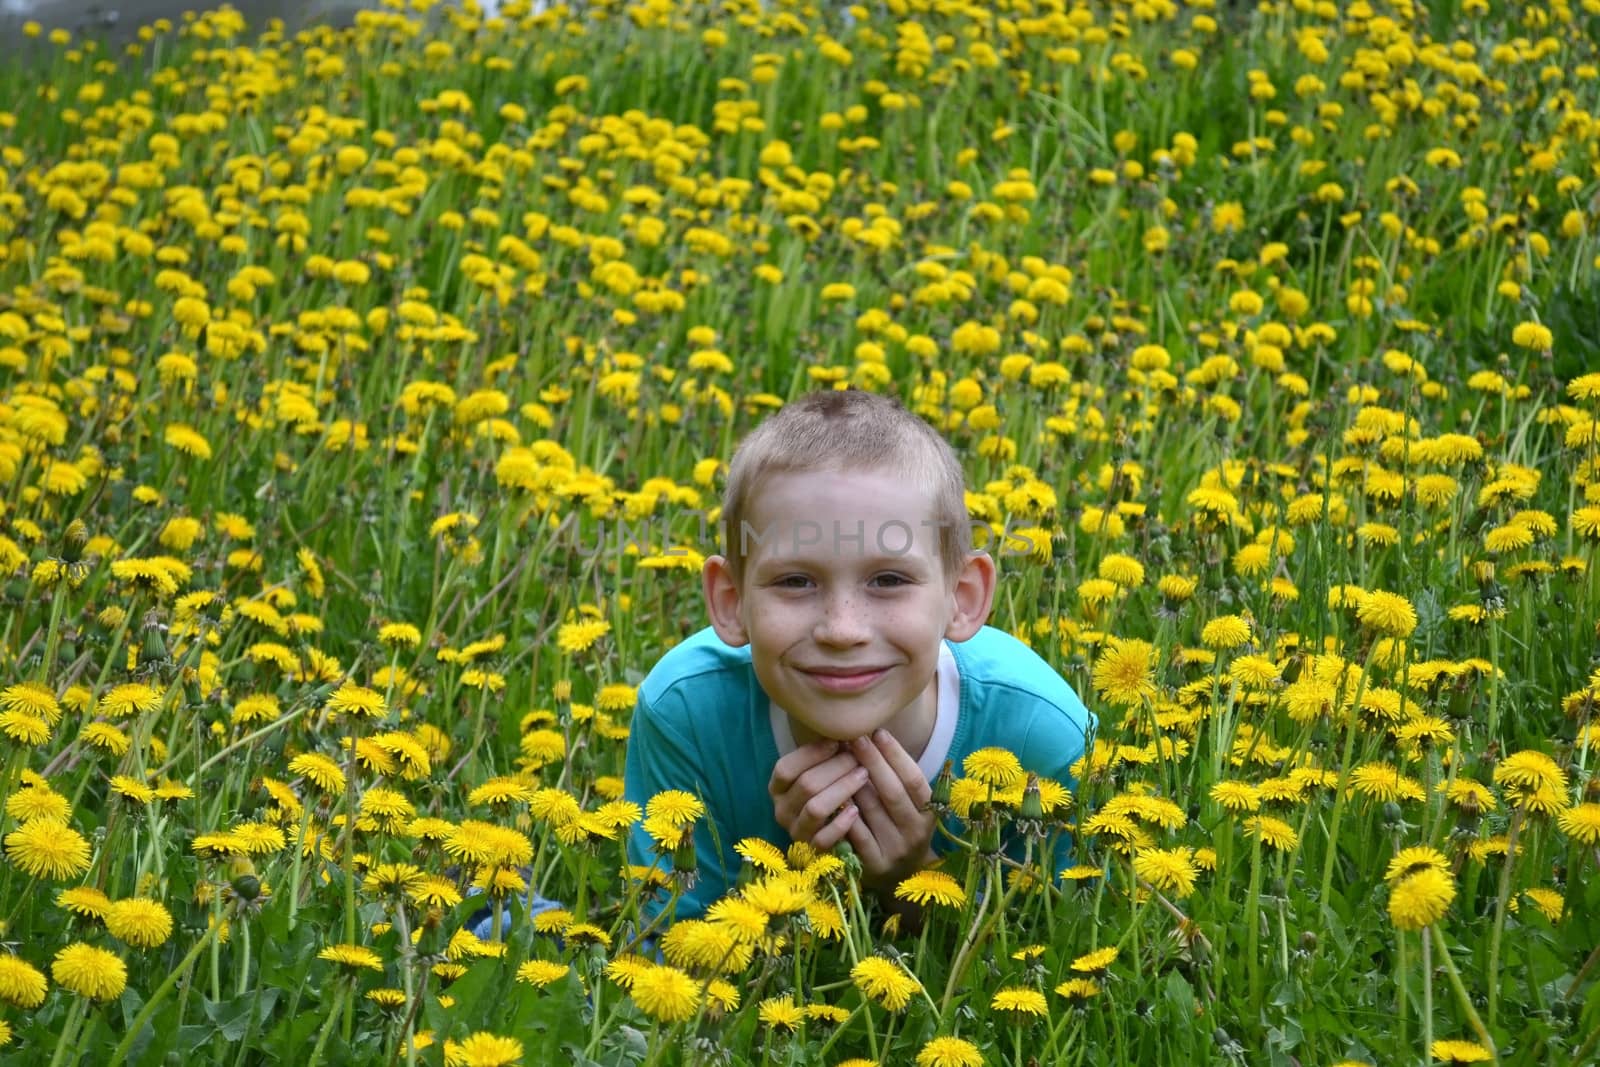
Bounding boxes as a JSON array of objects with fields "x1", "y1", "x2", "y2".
[{"x1": 770, "y1": 643, "x2": 959, "y2": 781}]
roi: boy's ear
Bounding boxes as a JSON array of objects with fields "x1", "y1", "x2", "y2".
[
  {"x1": 701, "y1": 555, "x2": 750, "y2": 647},
  {"x1": 944, "y1": 552, "x2": 996, "y2": 643}
]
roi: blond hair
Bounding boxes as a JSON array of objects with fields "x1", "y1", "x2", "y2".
[{"x1": 719, "y1": 389, "x2": 971, "y2": 581}]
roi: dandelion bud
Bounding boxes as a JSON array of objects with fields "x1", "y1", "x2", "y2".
[
  {"x1": 975, "y1": 818, "x2": 1003, "y2": 857},
  {"x1": 61, "y1": 519, "x2": 89, "y2": 563},
  {"x1": 141, "y1": 618, "x2": 169, "y2": 665},
  {"x1": 930, "y1": 760, "x2": 954, "y2": 811},
  {"x1": 671, "y1": 835, "x2": 697, "y2": 876},
  {"x1": 1019, "y1": 775, "x2": 1044, "y2": 821},
  {"x1": 1299, "y1": 931, "x2": 1318, "y2": 952},
  {"x1": 231, "y1": 874, "x2": 261, "y2": 901},
  {"x1": 1381, "y1": 801, "x2": 1404, "y2": 827},
  {"x1": 1586, "y1": 778, "x2": 1600, "y2": 803}
]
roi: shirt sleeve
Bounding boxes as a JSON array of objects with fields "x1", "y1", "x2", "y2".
[
  {"x1": 1023, "y1": 688, "x2": 1096, "y2": 789},
  {"x1": 623, "y1": 689, "x2": 734, "y2": 923}
]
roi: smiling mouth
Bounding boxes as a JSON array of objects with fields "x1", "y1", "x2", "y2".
[{"x1": 801, "y1": 667, "x2": 890, "y2": 692}]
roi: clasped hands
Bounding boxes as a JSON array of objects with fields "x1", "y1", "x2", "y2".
[{"x1": 768, "y1": 729, "x2": 937, "y2": 893}]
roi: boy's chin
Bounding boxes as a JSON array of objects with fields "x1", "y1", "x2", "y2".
[{"x1": 795, "y1": 716, "x2": 888, "y2": 745}]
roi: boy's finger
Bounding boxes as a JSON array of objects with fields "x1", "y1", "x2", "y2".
[
  {"x1": 844, "y1": 817, "x2": 882, "y2": 873},
  {"x1": 791, "y1": 765, "x2": 870, "y2": 839},
  {"x1": 790, "y1": 752, "x2": 864, "y2": 802},
  {"x1": 851, "y1": 781, "x2": 900, "y2": 846},
  {"x1": 850, "y1": 735, "x2": 921, "y2": 824},
  {"x1": 769, "y1": 741, "x2": 842, "y2": 795},
  {"x1": 872, "y1": 729, "x2": 933, "y2": 807},
  {"x1": 810, "y1": 802, "x2": 858, "y2": 851}
]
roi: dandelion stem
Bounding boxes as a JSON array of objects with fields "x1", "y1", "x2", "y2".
[
  {"x1": 1421, "y1": 927, "x2": 1434, "y2": 1067},
  {"x1": 37, "y1": 586, "x2": 68, "y2": 684},
  {"x1": 939, "y1": 855, "x2": 1015, "y2": 1025},
  {"x1": 1318, "y1": 650, "x2": 1376, "y2": 921},
  {"x1": 1486, "y1": 806, "x2": 1522, "y2": 1029},
  {"x1": 306, "y1": 980, "x2": 349, "y2": 1067},
  {"x1": 287, "y1": 802, "x2": 314, "y2": 933},
  {"x1": 108, "y1": 922, "x2": 222, "y2": 1067},
  {"x1": 158, "y1": 700, "x2": 311, "y2": 779},
  {"x1": 814, "y1": 1002, "x2": 864, "y2": 1062},
  {"x1": 1431, "y1": 925, "x2": 1495, "y2": 1056},
  {"x1": 1566, "y1": 940, "x2": 1600, "y2": 1003},
  {"x1": 1562, "y1": 836, "x2": 1591, "y2": 927},
  {"x1": 1245, "y1": 832, "x2": 1263, "y2": 1008},
  {"x1": 1396, "y1": 905, "x2": 1410, "y2": 1053},
  {"x1": 237, "y1": 916, "x2": 252, "y2": 997},
  {"x1": 47, "y1": 996, "x2": 86, "y2": 1067},
  {"x1": 1487, "y1": 620, "x2": 1502, "y2": 743}
]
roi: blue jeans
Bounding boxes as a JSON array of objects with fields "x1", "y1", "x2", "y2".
[{"x1": 465, "y1": 885, "x2": 566, "y2": 940}]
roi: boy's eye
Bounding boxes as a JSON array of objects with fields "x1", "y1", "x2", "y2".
[
  {"x1": 871, "y1": 573, "x2": 911, "y2": 588},
  {"x1": 774, "y1": 575, "x2": 813, "y2": 589}
]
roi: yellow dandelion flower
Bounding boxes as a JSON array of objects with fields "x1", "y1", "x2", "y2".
[
  {"x1": 1388, "y1": 868, "x2": 1456, "y2": 930},
  {"x1": 1356, "y1": 590, "x2": 1418, "y2": 638},
  {"x1": 1242, "y1": 815, "x2": 1299, "y2": 851},
  {"x1": 991, "y1": 986, "x2": 1048, "y2": 1023},
  {"x1": 58, "y1": 885, "x2": 111, "y2": 921},
  {"x1": 1054, "y1": 977, "x2": 1101, "y2": 1001},
  {"x1": 916, "y1": 1035, "x2": 984, "y2": 1067},
  {"x1": 1200, "y1": 614, "x2": 1252, "y2": 650},
  {"x1": 319, "y1": 944, "x2": 383, "y2": 971},
  {"x1": 629, "y1": 964, "x2": 701, "y2": 1023},
  {"x1": 735, "y1": 837, "x2": 789, "y2": 873},
  {"x1": 1384, "y1": 846, "x2": 1450, "y2": 885},
  {"x1": 757, "y1": 995, "x2": 805, "y2": 1033},
  {"x1": 894, "y1": 870, "x2": 966, "y2": 909},
  {"x1": 105, "y1": 897, "x2": 174, "y2": 948},
  {"x1": 288, "y1": 752, "x2": 347, "y2": 794},
  {"x1": 0, "y1": 954, "x2": 49, "y2": 1008},
  {"x1": 1557, "y1": 803, "x2": 1600, "y2": 844},
  {"x1": 1091, "y1": 638, "x2": 1158, "y2": 708},
  {"x1": 1132, "y1": 847, "x2": 1198, "y2": 898},
  {"x1": 517, "y1": 959, "x2": 571, "y2": 988},
  {"x1": 442, "y1": 1032, "x2": 523, "y2": 1067},
  {"x1": 850, "y1": 955, "x2": 921, "y2": 1011},
  {"x1": 963, "y1": 747, "x2": 1024, "y2": 789},
  {"x1": 1071, "y1": 946, "x2": 1119, "y2": 975},
  {"x1": 1430, "y1": 1038, "x2": 1493, "y2": 1063},
  {"x1": 5, "y1": 818, "x2": 91, "y2": 880},
  {"x1": 52, "y1": 943, "x2": 127, "y2": 1000}
]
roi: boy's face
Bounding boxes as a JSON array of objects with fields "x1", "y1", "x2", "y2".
[{"x1": 703, "y1": 466, "x2": 994, "y2": 753}]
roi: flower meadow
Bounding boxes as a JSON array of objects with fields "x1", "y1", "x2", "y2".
[{"x1": 1, "y1": 0, "x2": 1600, "y2": 1063}]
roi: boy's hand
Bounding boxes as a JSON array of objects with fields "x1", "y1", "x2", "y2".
[
  {"x1": 769, "y1": 740, "x2": 870, "y2": 851},
  {"x1": 842, "y1": 730, "x2": 937, "y2": 891}
]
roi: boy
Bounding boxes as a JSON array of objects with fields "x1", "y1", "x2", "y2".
[{"x1": 622, "y1": 389, "x2": 1096, "y2": 920}]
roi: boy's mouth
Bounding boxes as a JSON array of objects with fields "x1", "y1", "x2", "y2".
[{"x1": 801, "y1": 666, "x2": 890, "y2": 693}]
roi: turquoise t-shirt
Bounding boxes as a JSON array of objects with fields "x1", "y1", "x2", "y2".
[{"x1": 622, "y1": 625, "x2": 1097, "y2": 920}]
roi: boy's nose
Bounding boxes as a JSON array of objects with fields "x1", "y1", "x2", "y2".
[{"x1": 814, "y1": 593, "x2": 870, "y2": 646}]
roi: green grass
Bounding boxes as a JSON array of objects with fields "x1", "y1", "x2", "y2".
[{"x1": 0, "y1": 0, "x2": 1597, "y2": 1064}]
